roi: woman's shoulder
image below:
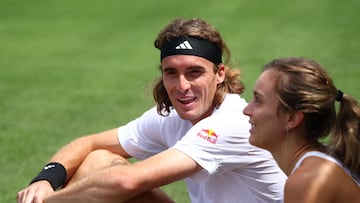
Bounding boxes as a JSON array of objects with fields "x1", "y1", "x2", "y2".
[{"x1": 286, "y1": 156, "x2": 359, "y2": 202}]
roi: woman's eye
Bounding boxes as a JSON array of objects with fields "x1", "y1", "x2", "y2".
[{"x1": 254, "y1": 96, "x2": 262, "y2": 104}]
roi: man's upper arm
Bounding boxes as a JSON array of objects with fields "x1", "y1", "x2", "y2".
[{"x1": 90, "y1": 128, "x2": 131, "y2": 158}]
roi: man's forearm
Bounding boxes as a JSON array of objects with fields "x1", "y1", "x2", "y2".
[
  {"x1": 44, "y1": 148, "x2": 199, "y2": 203},
  {"x1": 44, "y1": 165, "x2": 139, "y2": 203},
  {"x1": 47, "y1": 129, "x2": 122, "y2": 182}
]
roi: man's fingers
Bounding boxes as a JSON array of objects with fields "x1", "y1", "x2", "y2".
[
  {"x1": 17, "y1": 188, "x2": 35, "y2": 203},
  {"x1": 17, "y1": 181, "x2": 54, "y2": 203}
]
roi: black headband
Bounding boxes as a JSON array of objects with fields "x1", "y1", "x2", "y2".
[{"x1": 160, "y1": 36, "x2": 222, "y2": 65}]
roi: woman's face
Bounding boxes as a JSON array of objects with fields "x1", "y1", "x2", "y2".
[{"x1": 243, "y1": 69, "x2": 288, "y2": 151}]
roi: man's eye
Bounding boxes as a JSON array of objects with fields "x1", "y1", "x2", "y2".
[
  {"x1": 164, "y1": 71, "x2": 176, "y2": 76},
  {"x1": 188, "y1": 69, "x2": 203, "y2": 76},
  {"x1": 191, "y1": 69, "x2": 201, "y2": 73}
]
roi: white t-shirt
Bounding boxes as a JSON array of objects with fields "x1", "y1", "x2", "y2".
[{"x1": 118, "y1": 94, "x2": 286, "y2": 203}]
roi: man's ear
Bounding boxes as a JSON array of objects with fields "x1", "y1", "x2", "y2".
[
  {"x1": 216, "y1": 64, "x2": 226, "y2": 84},
  {"x1": 286, "y1": 111, "x2": 304, "y2": 130}
]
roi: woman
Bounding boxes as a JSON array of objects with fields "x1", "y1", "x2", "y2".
[{"x1": 243, "y1": 57, "x2": 360, "y2": 202}]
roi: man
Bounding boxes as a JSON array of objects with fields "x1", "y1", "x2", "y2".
[{"x1": 17, "y1": 18, "x2": 286, "y2": 203}]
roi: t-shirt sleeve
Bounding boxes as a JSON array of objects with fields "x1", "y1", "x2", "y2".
[{"x1": 118, "y1": 107, "x2": 167, "y2": 160}]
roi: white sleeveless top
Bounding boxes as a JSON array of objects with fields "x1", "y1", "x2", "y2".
[{"x1": 291, "y1": 151, "x2": 360, "y2": 187}]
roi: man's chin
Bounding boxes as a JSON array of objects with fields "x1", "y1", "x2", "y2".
[{"x1": 176, "y1": 110, "x2": 197, "y2": 122}]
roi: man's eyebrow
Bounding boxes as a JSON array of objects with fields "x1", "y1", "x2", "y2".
[
  {"x1": 162, "y1": 66, "x2": 176, "y2": 72},
  {"x1": 162, "y1": 65, "x2": 206, "y2": 72},
  {"x1": 188, "y1": 65, "x2": 206, "y2": 70}
]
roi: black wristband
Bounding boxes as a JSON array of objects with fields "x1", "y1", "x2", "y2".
[{"x1": 29, "y1": 162, "x2": 67, "y2": 190}]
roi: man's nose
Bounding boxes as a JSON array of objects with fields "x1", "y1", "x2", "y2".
[{"x1": 177, "y1": 75, "x2": 191, "y2": 92}]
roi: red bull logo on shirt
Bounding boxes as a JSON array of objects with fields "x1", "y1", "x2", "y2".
[{"x1": 197, "y1": 129, "x2": 219, "y2": 144}]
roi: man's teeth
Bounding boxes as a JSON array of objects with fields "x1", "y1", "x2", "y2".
[{"x1": 179, "y1": 97, "x2": 195, "y2": 102}]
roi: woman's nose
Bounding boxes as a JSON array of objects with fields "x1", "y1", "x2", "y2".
[{"x1": 243, "y1": 103, "x2": 253, "y2": 116}]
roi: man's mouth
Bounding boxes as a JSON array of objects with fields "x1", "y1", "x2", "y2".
[{"x1": 178, "y1": 96, "x2": 196, "y2": 104}]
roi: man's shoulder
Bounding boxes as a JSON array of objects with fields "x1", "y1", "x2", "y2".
[
  {"x1": 216, "y1": 94, "x2": 247, "y2": 112},
  {"x1": 144, "y1": 106, "x2": 191, "y2": 128},
  {"x1": 195, "y1": 105, "x2": 250, "y2": 133},
  {"x1": 211, "y1": 94, "x2": 248, "y2": 118}
]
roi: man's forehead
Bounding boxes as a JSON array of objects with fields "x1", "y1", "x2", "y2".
[{"x1": 161, "y1": 55, "x2": 213, "y2": 70}]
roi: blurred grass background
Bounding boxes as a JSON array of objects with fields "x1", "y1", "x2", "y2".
[{"x1": 1, "y1": 0, "x2": 359, "y2": 202}]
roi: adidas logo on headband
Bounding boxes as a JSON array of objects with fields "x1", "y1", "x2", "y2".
[
  {"x1": 176, "y1": 40, "x2": 193, "y2": 50},
  {"x1": 160, "y1": 36, "x2": 222, "y2": 65}
]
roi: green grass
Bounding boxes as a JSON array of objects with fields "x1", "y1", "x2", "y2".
[{"x1": 1, "y1": 0, "x2": 359, "y2": 202}]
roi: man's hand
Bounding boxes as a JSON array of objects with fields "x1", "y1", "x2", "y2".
[{"x1": 17, "y1": 181, "x2": 54, "y2": 203}]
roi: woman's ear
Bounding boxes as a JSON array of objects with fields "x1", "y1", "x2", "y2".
[{"x1": 286, "y1": 111, "x2": 304, "y2": 130}]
